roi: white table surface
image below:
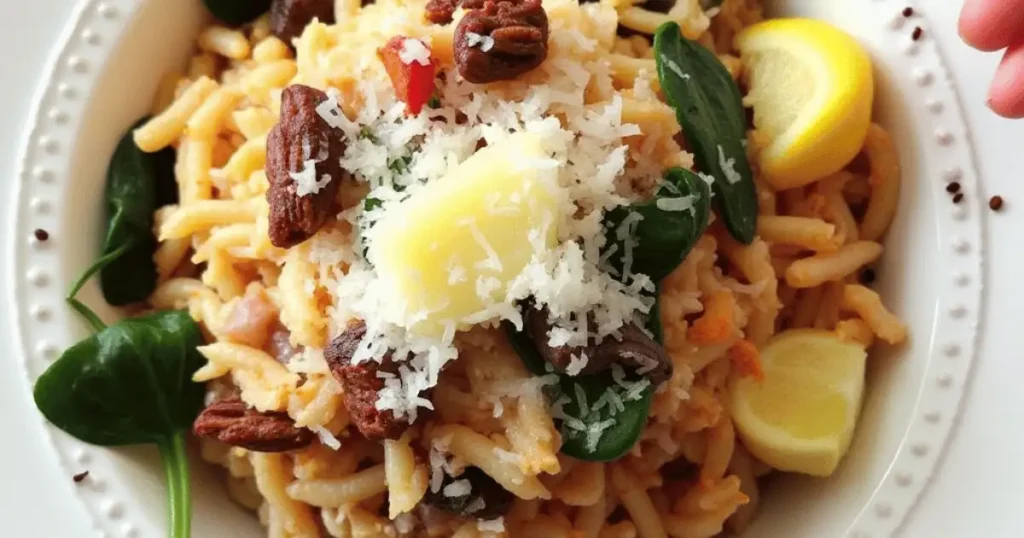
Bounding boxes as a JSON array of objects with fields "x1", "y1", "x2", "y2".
[{"x1": 0, "y1": 1, "x2": 1018, "y2": 536}]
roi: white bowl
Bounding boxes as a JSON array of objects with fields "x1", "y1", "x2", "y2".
[{"x1": 9, "y1": 0, "x2": 984, "y2": 537}]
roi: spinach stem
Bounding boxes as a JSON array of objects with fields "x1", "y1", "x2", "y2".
[
  {"x1": 67, "y1": 298, "x2": 107, "y2": 332},
  {"x1": 159, "y1": 432, "x2": 192, "y2": 538},
  {"x1": 65, "y1": 240, "x2": 135, "y2": 332}
]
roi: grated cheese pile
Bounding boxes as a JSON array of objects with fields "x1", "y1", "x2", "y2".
[{"x1": 301, "y1": 0, "x2": 679, "y2": 423}]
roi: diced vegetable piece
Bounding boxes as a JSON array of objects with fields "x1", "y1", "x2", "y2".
[{"x1": 378, "y1": 36, "x2": 437, "y2": 116}]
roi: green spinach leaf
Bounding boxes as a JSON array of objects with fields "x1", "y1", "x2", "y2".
[
  {"x1": 504, "y1": 322, "x2": 653, "y2": 462},
  {"x1": 654, "y1": 22, "x2": 759, "y2": 244},
  {"x1": 203, "y1": 0, "x2": 272, "y2": 26},
  {"x1": 33, "y1": 122, "x2": 206, "y2": 536},
  {"x1": 153, "y1": 144, "x2": 179, "y2": 207},
  {"x1": 33, "y1": 310, "x2": 206, "y2": 446},
  {"x1": 505, "y1": 168, "x2": 711, "y2": 461},
  {"x1": 34, "y1": 306, "x2": 205, "y2": 538},
  {"x1": 604, "y1": 167, "x2": 712, "y2": 284},
  {"x1": 79, "y1": 121, "x2": 163, "y2": 306}
]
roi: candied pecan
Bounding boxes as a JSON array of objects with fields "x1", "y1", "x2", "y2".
[
  {"x1": 525, "y1": 306, "x2": 673, "y2": 386},
  {"x1": 193, "y1": 398, "x2": 315, "y2": 452},
  {"x1": 270, "y1": 0, "x2": 335, "y2": 46},
  {"x1": 266, "y1": 84, "x2": 347, "y2": 248},
  {"x1": 454, "y1": 0, "x2": 549, "y2": 83},
  {"x1": 425, "y1": 0, "x2": 459, "y2": 24},
  {"x1": 324, "y1": 321, "x2": 410, "y2": 440},
  {"x1": 424, "y1": 466, "x2": 514, "y2": 519}
]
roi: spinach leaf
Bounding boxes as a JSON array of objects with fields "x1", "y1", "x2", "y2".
[
  {"x1": 78, "y1": 121, "x2": 163, "y2": 306},
  {"x1": 33, "y1": 121, "x2": 206, "y2": 536},
  {"x1": 203, "y1": 0, "x2": 272, "y2": 26},
  {"x1": 654, "y1": 22, "x2": 759, "y2": 244},
  {"x1": 505, "y1": 322, "x2": 653, "y2": 462},
  {"x1": 34, "y1": 310, "x2": 206, "y2": 446},
  {"x1": 153, "y1": 144, "x2": 179, "y2": 207},
  {"x1": 505, "y1": 168, "x2": 711, "y2": 461},
  {"x1": 603, "y1": 167, "x2": 712, "y2": 284},
  {"x1": 34, "y1": 306, "x2": 205, "y2": 538}
]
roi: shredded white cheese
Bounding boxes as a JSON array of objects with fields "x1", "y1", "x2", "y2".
[
  {"x1": 478, "y1": 518, "x2": 505, "y2": 533},
  {"x1": 585, "y1": 418, "x2": 617, "y2": 452},
  {"x1": 656, "y1": 195, "x2": 696, "y2": 213},
  {"x1": 718, "y1": 145, "x2": 743, "y2": 185},
  {"x1": 311, "y1": 425, "x2": 342, "y2": 450},
  {"x1": 466, "y1": 497, "x2": 487, "y2": 515},
  {"x1": 661, "y1": 56, "x2": 691, "y2": 81},
  {"x1": 429, "y1": 447, "x2": 450, "y2": 494},
  {"x1": 443, "y1": 479, "x2": 472, "y2": 498},
  {"x1": 464, "y1": 31, "x2": 496, "y2": 53},
  {"x1": 399, "y1": 38, "x2": 432, "y2": 66},
  {"x1": 290, "y1": 159, "x2": 333, "y2": 197},
  {"x1": 565, "y1": 352, "x2": 589, "y2": 376},
  {"x1": 322, "y1": 53, "x2": 657, "y2": 422}
]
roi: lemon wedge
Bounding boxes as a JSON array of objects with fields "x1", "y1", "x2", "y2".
[
  {"x1": 736, "y1": 19, "x2": 874, "y2": 189},
  {"x1": 730, "y1": 329, "x2": 867, "y2": 477}
]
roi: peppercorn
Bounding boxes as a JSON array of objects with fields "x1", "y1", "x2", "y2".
[{"x1": 989, "y1": 195, "x2": 1004, "y2": 212}]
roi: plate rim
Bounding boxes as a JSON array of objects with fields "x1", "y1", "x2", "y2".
[{"x1": 6, "y1": 0, "x2": 985, "y2": 537}]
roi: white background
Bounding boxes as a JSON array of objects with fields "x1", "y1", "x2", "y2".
[{"x1": 0, "y1": 1, "x2": 1019, "y2": 536}]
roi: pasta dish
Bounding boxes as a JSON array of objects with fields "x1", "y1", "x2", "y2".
[{"x1": 32, "y1": 0, "x2": 908, "y2": 536}]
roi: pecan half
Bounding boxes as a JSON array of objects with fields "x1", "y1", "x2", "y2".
[
  {"x1": 270, "y1": 0, "x2": 336, "y2": 46},
  {"x1": 525, "y1": 306, "x2": 673, "y2": 386},
  {"x1": 454, "y1": 0, "x2": 549, "y2": 83},
  {"x1": 193, "y1": 398, "x2": 315, "y2": 452},
  {"x1": 425, "y1": 0, "x2": 459, "y2": 24},
  {"x1": 266, "y1": 84, "x2": 347, "y2": 248},
  {"x1": 324, "y1": 321, "x2": 410, "y2": 440}
]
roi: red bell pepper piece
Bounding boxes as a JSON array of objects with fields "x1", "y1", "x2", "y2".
[{"x1": 378, "y1": 36, "x2": 437, "y2": 116}]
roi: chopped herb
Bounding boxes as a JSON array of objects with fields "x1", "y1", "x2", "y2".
[
  {"x1": 359, "y1": 126, "x2": 378, "y2": 142},
  {"x1": 427, "y1": 95, "x2": 441, "y2": 109},
  {"x1": 389, "y1": 154, "x2": 413, "y2": 175}
]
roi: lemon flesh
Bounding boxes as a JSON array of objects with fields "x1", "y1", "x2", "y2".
[
  {"x1": 731, "y1": 329, "x2": 867, "y2": 477},
  {"x1": 369, "y1": 132, "x2": 562, "y2": 337},
  {"x1": 737, "y1": 18, "x2": 874, "y2": 189}
]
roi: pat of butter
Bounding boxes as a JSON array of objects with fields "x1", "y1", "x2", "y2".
[{"x1": 369, "y1": 133, "x2": 562, "y2": 336}]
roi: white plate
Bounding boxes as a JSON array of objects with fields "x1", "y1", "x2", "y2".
[{"x1": 5, "y1": 0, "x2": 984, "y2": 537}]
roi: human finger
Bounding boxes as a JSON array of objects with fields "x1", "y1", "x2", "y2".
[
  {"x1": 988, "y1": 40, "x2": 1024, "y2": 118},
  {"x1": 959, "y1": 0, "x2": 1024, "y2": 52}
]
